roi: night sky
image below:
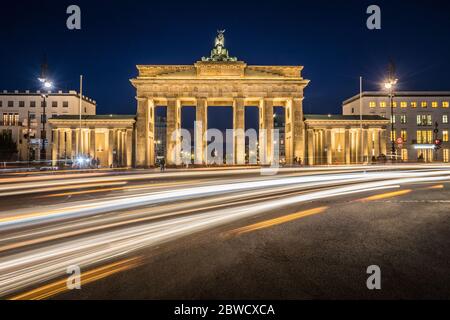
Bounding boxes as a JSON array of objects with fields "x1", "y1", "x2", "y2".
[{"x1": 1, "y1": 0, "x2": 450, "y2": 129}]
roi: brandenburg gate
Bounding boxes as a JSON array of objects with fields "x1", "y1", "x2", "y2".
[{"x1": 131, "y1": 31, "x2": 310, "y2": 167}]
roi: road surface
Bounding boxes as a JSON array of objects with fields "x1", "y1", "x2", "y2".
[{"x1": 1, "y1": 165, "x2": 450, "y2": 299}]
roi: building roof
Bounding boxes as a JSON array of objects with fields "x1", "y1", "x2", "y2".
[
  {"x1": 343, "y1": 91, "x2": 450, "y2": 105},
  {"x1": 0, "y1": 90, "x2": 96, "y2": 104},
  {"x1": 51, "y1": 115, "x2": 135, "y2": 120},
  {"x1": 304, "y1": 114, "x2": 387, "y2": 121}
]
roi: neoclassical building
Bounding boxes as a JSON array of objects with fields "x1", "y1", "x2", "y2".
[{"x1": 49, "y1": 31, "x2": 389, "y2": 168}]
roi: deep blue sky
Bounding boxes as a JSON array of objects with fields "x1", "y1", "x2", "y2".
[{"x1": 1, "y1": 0, "x2": 450, "y2": 121}]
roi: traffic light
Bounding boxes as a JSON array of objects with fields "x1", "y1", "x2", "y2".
[{"x1": 435, "y1": 139, "x2": 443, "y2": 150}]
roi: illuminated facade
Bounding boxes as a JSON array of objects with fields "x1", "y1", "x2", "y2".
[
  {"x1": 48, "y1": 32, "x2": 390, "y2": 167},
  {"x1": 343, "y1": 91, "x2": 450, "y2": 162}
]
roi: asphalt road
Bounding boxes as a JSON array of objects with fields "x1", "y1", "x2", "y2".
[{"x1": 1, "y1": 165, "x2": 450, "y2": 299}]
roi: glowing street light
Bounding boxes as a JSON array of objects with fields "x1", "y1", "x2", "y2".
[
  {"x1": 384, "y1": 77, "x2": 398, "y2": 160},
  {"x1": 38, "y1": 77, "x2": 53, "y2": 162}
]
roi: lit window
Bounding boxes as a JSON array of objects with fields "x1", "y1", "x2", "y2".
[
  {"x1": 400, "y1": 115, "x2": 407, "y2": 124},
  {"x1": 411, "y1": 102, "x2": 417, "y2": 108},
  {"x1": 443, "y1": 130, "x2": 449, "y2": 142},
  {"x1": 443, "y1": 101, "x2": 449, "y2": 108},
  {"x1": 443, "y1": 115, "x2": 448, "y2": 124},
  {"x1": 380, "y1": 101, "x2": 387, "y2": 108},
  {"x1": 401, "y1": 130, "x2": 407, "y2": 142},
  {"x1": 393, "y1": 101, "x2": 397, "y2": 108},
  {"x1": 401, "y1": 149, "x2": 408, "y2": 161},
  {"x1": 390, "y1": 115, "x2": 396, "y2": 123},
  {"x1": 369, "y1": 102, "x2": 376, "y2": 108},
  {"x1": 421, "y1": 102, "x2": 428, "y2": 108},
  {"x1": 417, "y1": 115, "x2": 422, "y2": 126},
  {"x1": 400, "y1": 102, "x2": 407, "y2": 108},
  {"x1": 427, "y1": 130, "x2": 433, "y2": 143},
  {"x1": 432, "y1": 101, "x2": 438, "y2": 108},
  {"x1": 444, "y1": 149, "x2": 449, "y2": 163},
  {"x1": 427, "y1": 115, "x2": 433, "y2": 126},
  {"x1": 391, "y1": 131, "x2": 396, "y2": 141}
]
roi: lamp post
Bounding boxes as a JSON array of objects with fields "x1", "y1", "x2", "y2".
[
  {"x1": 384, "y1": 78, "x2": 398, "y2": 161},
  {"x1": 38, "y1": 78, "x2": 53, "y2": 162}
]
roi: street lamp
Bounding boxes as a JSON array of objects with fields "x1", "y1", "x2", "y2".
[
  {"x1": 384, "y1": 78, "x2": 398, "y2": 160},
  {"x1": 38, "y1": 77, "x2": 53, "y2": 162}
]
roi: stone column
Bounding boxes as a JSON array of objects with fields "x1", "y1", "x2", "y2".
[
  {"x1": 380, "y1": 129, "x2": 387, "y2": 155},
  {"x1": 258, "y1": 99, "x2": 266, "y2": 164},
  {"x1": 126, "y1": 129, "x2": 133, "y2": 167},
  {"x1": 263, "y1": 99, "x2": 274, "y2": 165},
  {"x1": 195, "y1": 98, "x2": 207, "y2": 165},
  {"x1": 307, "y1": 129, "x2": 315, "y2": 165},
  {"x1": 233, "y1": 98, "x2": 245, "y2": 165},
  {"x1": 58, "y1": 130, "x2": 65, "y2": 159},
  {"x1": 66, "y1": 129, "x2": 72, "y2": 158},
  {"x1": 52, "y1": 129, "x2": 59, "y2": 166},
  {"x1": 108, "y1": 129, "x2": 115, "y2": 168},
  {"x1": 326, "y1": 129, "x2": 332, "y2": 165},
  {"x1": 89, "y1": 129, "x2": 96, "y2": 159},
  {"x1": 345, "y1": 128, "x2": 351, "y2": 164},
  {"x1": 374, "y1": 130, "x2": 380, "y2": 157},
  {"x1": 292, "y1": 98, "x2": 305, "y2": 164},
  {"x1": 71, "y1": 130, "x2": 77, "y2": 158},
  {"x1": 362, "y1": 129, "x2": 369, "y2": 162},
  {"x1": 167, "y1": 99, "x2": 181, "y2": 165},
  {"x1": 135, "y1": 98, "x2": 155, "y2": 167},
  {"x1": 368, "y1": 129, "x2": 374, "y2": 158}
]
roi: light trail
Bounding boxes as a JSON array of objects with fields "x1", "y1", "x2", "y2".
[
  {"x1": 2, "y1": 169, "x2": 450, "y2": 230},
  {"x1": 1, "y1": 169, "x2": 449, "y2": 297},
  {"x1": 357, "y1": 189, "x2": 412, "y2": 202},
  {"x1": 1, "y1": 166, "x2": 450, "y2": 298},
  {"x1": 9, "y1": 257, "x2": 142, "y2": 300},
  {"x1": 226, "y1": 207, "x2": 329, "y2": 235}
]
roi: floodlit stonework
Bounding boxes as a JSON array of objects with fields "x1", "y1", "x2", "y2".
[
  {"x1": 48, "y1": 31, "x2": 390, "y2": 168},
  {"x1": 130, "y1": 31, "x2": 309, "y2": 167}
]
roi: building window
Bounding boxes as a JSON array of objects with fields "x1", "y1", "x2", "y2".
[
  {"x1": 19, "y1": 101, "x2": 25, "y2": 108},
  {"x1": 29, "y1": 113, "x2": 36, "y2": 120},
  {"x1": 401, "y1": 130, "x2": 407, "y2": 142},
  {"x1": 400, "y1": 102, "x2": 407, "y2": 108},
  {"x1": 443, "y1": 101, "x2": 449, "y2": 108},
  {"x1": 416, "y1": 130, "x2": 434, "y2": 144},
  {"x1": 41, "y1": 114, "x2": 47, "y2": 123},
  {"x1": 444, "y1": 149, "x2": 449, "y2": 163},
  {"x1": 443, "y1": 115, "x2": 448, "y2": 124},
  {"x1": 8, "y1": 101, "x2": 13, "y2": 107},
  {"x1": 400, "y1": 115, "x2": 407, "y2": 124},
  {"x1": 14, "y1": 113, "x2": 19, "y2": 126},
  {"x1": 2, "y1": 113, "x2": 7, "y2": 125},
  {"x1": 351, "y1": 108, "x2": 354, "y2": 113},
  {"x1": 393, "y1": 101, "x2": 398, "y2": 108},
  {"x1": 369, "y1": 101, "x2": 376, "y2": 108},
  {"x1": 411, "y1": 102, "x2": 417, "y2": 108},
  {"x1": 443, "y1": 130, "x2": 449, "y2": 142},
  {"x1": 52, "y1": 101, "x2": 58, "y2": 108},
  {"x1": 428, "y1": 130, "x2": 433, "y2": 143},
  {"x1": 432, "y1": 101, "x2": 438, "y2": 108},
  {"x1": 380, "y1": 101, "x2": 387, "y2": 108},
  {"x1": 30, "y1": 101, "x2": 36, "y2": 108},
  {"x1": 390, "y1": 131, "x2": 396, "y2": 142},
  {"x1": 0, "y1": 101, "x2": 2, "y2": 107},
  {"x1": 421, "y1": 102, "x2": 428, "y2": 108},
  {"x1": 401, "y1": 149, "x2": 408, "y2": 161},
  {"x1": 390, "y1": 115, "x2": 396, "y2": 123},
  {"x1": 418, "y1": 115, "x2": 432, "y2": 126}
]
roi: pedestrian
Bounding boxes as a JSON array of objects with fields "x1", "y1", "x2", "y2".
[
  {"x1": 160, "y1": 158, "x2": 166, "y2": 172},
  {"x1": 96, "y1": 157, "x2": 101, "y2": 168}
]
